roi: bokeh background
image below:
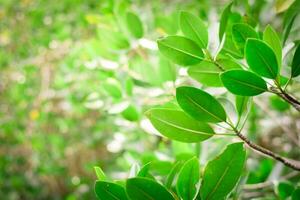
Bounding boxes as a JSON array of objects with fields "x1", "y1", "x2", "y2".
[{"x1": 1, "y1": 0, "x2": 300, "y2": 199}]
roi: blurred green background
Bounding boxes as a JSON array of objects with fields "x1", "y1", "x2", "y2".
[{"x1": 1, "y1": 0, "x2": 300, "y2": 199}]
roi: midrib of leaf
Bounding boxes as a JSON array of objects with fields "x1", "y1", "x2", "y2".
[
  {"x1": 189, "y1": 70, "x2": 220, "y2": 74},
  {"x1": 204, "y1": 151, "x2": 239, "y2": 200},
  {"x1": 184, "y1": 94, "x2": 224, "y2": 122},
  {"x1": 130, "y1": 184, "x2": 156, "y2": 200},
  {"x1": 224, "y1": 76, "x2": 266, "y2": 91},
  {"x1": 160, "y1": 42, "x2": 202, "y2": 60},
  {"x1": 102, "y1": 188, "x2": 122, "y2": 200},
  {"x1": 151, "y1": 115, "x2": 213, "y2": 136},
  {"x1": 185, "y1": 17, "x2": 205, "y2": 47},
  {"x1": 255, "y1": 45, "x2": 277, "y2": 78}
]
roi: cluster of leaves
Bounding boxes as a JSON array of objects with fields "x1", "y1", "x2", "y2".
[{"x1": 94, "y1": 0, "x2": 300, "y2": 199}]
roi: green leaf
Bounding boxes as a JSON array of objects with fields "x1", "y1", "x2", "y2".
[
  {"x1": 291, "y1": 44, "x2": 300, "y2": 77},
  {"x1": 179, "y1": 11, "x2": 208, "y2": 48},
  {"x1": 176, "y1": 86, "x2": 227, "y2": 123},
  {"x1": 232, "y1": 23, "x2": 258, "y2": 53},
  {"x1": 121, "y1": 104, "x2": 140, "y2": 121},
  {"x1": 176, "y1": 157, "x2": 200, "y2": 200},
  {"x1": 220, "y1": 70, "x2": 268, "y2": 96},
  {"x1": 283, "y1": 0, "x2": 300, "y2": 44},
  {"x1": 126, "y1": 12, "x2": 144, "y2": 39},
  {"x1": 245, "y1": 38, "x2": 279, "y2": 79},
  {"x1": 137, "y1": 163, "x2": 155, "y2": 179},
  {"x1": 235, "y1": 96, "x2": 250, "y2": 117},
  {"x1": 263, "y1": 25, "x2": 282, "y2": 68},
  {"x1": 165, "y1": 161, "x2": 185, "y2": 189},
  {"x1": 187, "y1": 59, "x2": 241, "y2": 87},
  {"x1": 200, "y1": 142, "x2": 246, "y2": 200},
  {"x1": 277, "y1": 182, "x2": 295, "y2": 200},
  {"x1": 219, "y1": 2, "x2": 233, "y2": 41},
  {"x1": 126, "y1": 177, "x2": 175, "y2": 200},
  {"x1": 157, "y1": 36, "x2": 204, "y2": 66},
  {"x1": 95, "y1": 181, "x2": 128, "y2": 200},
  {"x1": 292, "y1": 188, "x2": 300, "y2": 200},
  {"x1": 94, "y1": 166, "x2": 107, "y2": 181},
  {"x1": 103, "y1": 78, "x2": 123, "y2": 99},
  {"x1": 146, "y1": 108, "x2": 215, "y2": 143}
]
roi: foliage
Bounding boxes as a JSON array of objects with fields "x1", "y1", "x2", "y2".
[{"x1": 1, "y1": 0, "x2": 300, "y2": 199}]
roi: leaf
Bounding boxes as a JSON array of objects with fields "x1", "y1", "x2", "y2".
[
  {"x1": 121, "y1": 104, "x2": 140, "y2": 121},
  {"x1": 245, "y1": 39, "x2": 279, "y2": 79},
  {"x1": 157, "y1": 36, "x2": 204, "y2": 66},
  {"x1": 232, "y1": 23, "x2": 258, "y2": 53},
  {"x1": 94, "y1": 166, "x2": 107, "y2": 181},
  {"x1": 283, "y1": 0, "x2": 300, "y2": 44},
  {"x1": 126, "y1": 177, "x2": 175, "y2": 200},
  {"x1": 200, "y1": 142, "x2": 246, "y2": 200},
  {"x1": 95, "y1": 181, "x2": 128, "y2": 200},
  {"x1": 292, "y1": 188, "x2": 300, "y2": 200},
  {"x1": 235, "y1": 96, "x2": 250, "y2": 117},
  {"x1": 165, "y1": 161, "x2": 185, "y2": 189},
  {"x1": 187, "y1": 59, "x2": 241, "y2": 87},
  {"x1": 99, "y1": 28, "x2": 130, "y2": 50},
  {"x1": 103, "y1": 78, "x2": 123, "y2": 99},
  {"x1": 137, "y1": 163, "x2": 155, "y2": 179},
  {"x1": 291, "y1": 44, "x2": 300, "y2": 77},
  {"x1": 176, "y1": 157, "x2": 200, "y2": 200},
  {"x1": 219, "y1": 2, "x2": 233, "y2": 41},
  {"x1": 176, "y1": 86, "x2": 227, "y2": 123},
  {"x1": 146, "y1": 108, "x2": 215, "y2": 143},
  {"x1": 263, "y1": 25, "x2": 282, "y2": 68},
  {"x1": 126, "y1": 12, "x2": 144, "y2": 39},
  {"x1": 277, "y1": 182, "x2": 295, "y2": 200},
  {"x1": 179, "y1": 11, "x2": 208, "y2": 48},
  {"x1": 220, "y1": 70, "x2": 268, "y2": 96}
]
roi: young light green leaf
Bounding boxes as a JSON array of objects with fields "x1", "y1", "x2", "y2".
[
  {"x1": 157, "y1": 36, "x2": 204, "y2": 66},
  {"x1": 176, "y1": 86, "x2": 227, "y2": 123},
  {"x1": 94, "y1": 166, "x2": 106, "y2": 181},
  {"x1": 126, "y1": 12, "x2": 144, "y2": 39},
  {"x1": 219, "y1": 2, "x2": 233, "y2": 41},
  {"x1": 176, "y1": 157, "x2": 200, "y2": 200},
  {"x1": 220, "y1": 70, "x2": 268, "y2": 96},
  {"x1": 95, "y1": 181, "x2": 128, "y2": 200},
  {"x1": 121, "y1": 104, "x2": 140, "y2": 121},
  {"x1": 235, "y1": 96, "x2": 250, "y2": 117},
  {"x1": 291, "y1": 44, "x2": 300, "y2": 77},
  {"x1": 232, "y1": 23, "x2": 258, "y2": 53},
  {"x1": 165, "y1": 161, "x2": 185, "y2": 189},
  {"x1": 245, "y1": 39, "x2": 279, "y2": 79},
  {"x1": 103, "y1": 78, "x2": 123, "y2": 99},
  {"x1": 187, "y1": 59, "x2": 241, "y2": 87},
  {"x1": 263, "y1": 25, "x2": 282, "y2": 67},
  {"x1": 126, "y1": 177, "x2": 175, "y2": 200},
  {"x1": 146, "y1": 108, "x2": 215, "y2": 143},
  {"x1": 179, "y1": 11, "x2": 208, "y2": 48},
  {"x1": 200, "y1": 142, "x2": 246, "y2": 200}
]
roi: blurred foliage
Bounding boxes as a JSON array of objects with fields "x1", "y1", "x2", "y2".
[{"x1": 1, "y1": 0, "x2": 300, "y2": 199}]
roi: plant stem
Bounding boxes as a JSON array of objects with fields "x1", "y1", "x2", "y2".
[{"x1": 229, "y1": 124, "x2": 300, "y2": 171}]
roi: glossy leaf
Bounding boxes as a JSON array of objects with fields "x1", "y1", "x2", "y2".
[
  {"x1": 126, "y1": 12, "x2": 144, "y2": 38},
  {"x1": 176, "y1": 157, "x2": 200, "y2": 200},
  {"x1": 95, "y1": 181, "x2": 128, "y2": 200},
  {"x1": 200, "y1": 142, "x2": 246, "y2": 200},
  {"x1": 165, "y1": 161, "x2": 185, "y2": 189},
  {"x1": 126, "y1": 177, "x2": 175, "y2": 200},
  {"x1": 187, "y1": 59, "x2": 241, "y2": 87},
  {"x1": 263, "y1": 25, "x2": 282, "y2": 67},
  {"x1": 283, "y1": 0, "x2": 300, "y2": 44},
  {"x1": 235, "y1": 96, "x2": 250, "y2": 117},
  {"x1": 176, "y1": 86, "x2": 227, "y2": 123},
  {"x1": 291, "y1": 44, "x2": 300, "y2": 77},
  {"x1": 180, "y1": 11, "x2": 208, "y2": 48},
  {"x1": 146, "y1": 108, "x2": 215, "y2": 143},
  {"x1": 157, "y1": 36, "x2": 204, "y2": 66},
  {"x1": 220, "y1": 70, "x2": 268, "y2": 96},
  {"x1": 232, "y1": 23, "x2": 258, "y2": 53},
  {"x1": 245, "y1": 39, "x2": 279, "y2": 79},
  {"x1": 94, "y1": 166, "x2": 107, "y2": 181},
  {"x1": 219, "y1": 2, "x2": 233, "y2": 41}
]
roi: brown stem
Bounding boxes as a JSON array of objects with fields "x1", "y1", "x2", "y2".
[
  {"x1": 270, "y1": 87, "x2": 300, "y2": 111},
  {"x1": 232, "y1": 127, "x2": 300, "y2": 171}
]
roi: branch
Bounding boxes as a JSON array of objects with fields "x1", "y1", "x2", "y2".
[
  {"x1": 270, "y1": 86, "x2": 300, "y2": 112},
  {"x1": 232, "y1": 127, "x2": 300, "y2": 171}
]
